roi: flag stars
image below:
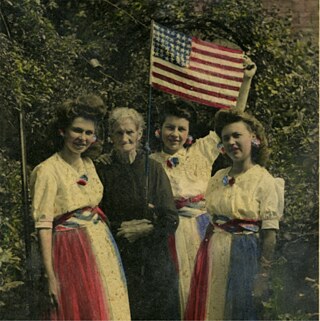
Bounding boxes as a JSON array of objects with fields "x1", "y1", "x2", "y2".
[{"x1": 153, "y1": 23, "x2": 192, "y2": 66}]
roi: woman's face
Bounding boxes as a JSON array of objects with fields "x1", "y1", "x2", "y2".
[
  {"x1": 221, "y1": 121, "x2": 255, "y2": 164},
  {"x1": 111, "y1": 118, "x2": 142, "y2": 155},
  {"x1": 161, "y1": 115, "x2": 189, "y2": 155},
  {"x1": 62, "y1": 117, "x2": 96, "y2": 156}
]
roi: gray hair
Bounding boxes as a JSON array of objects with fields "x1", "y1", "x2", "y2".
[{"x1": 108, "y1": 107, "x2": 145, "y2": 134}]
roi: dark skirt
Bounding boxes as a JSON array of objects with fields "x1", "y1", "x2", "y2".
[{"x1": 117, "y1": 234, "x2": 181, "y2": 320}]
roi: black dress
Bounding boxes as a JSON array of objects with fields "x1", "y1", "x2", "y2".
[{"x1": 97, "y1": 151, "x2": 180, "y2": 320}]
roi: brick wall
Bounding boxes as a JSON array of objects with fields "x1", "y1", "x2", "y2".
[
  {"x1": 261, "y1": 0, "x2": 318, "y2": 42},
  {"x1": 195, "y1": 0, "x2": 319, "y2": 43}
]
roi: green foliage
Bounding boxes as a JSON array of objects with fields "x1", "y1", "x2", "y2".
[
  {"x1": 0, "y1": 0, "x2": 318, "y2": 318},
  {"x1": 0, "y1": 151, "x2": 24, "y2": 310},
  {"x1": 262, "y1": 240, "x2": 319, "y2": 320}
]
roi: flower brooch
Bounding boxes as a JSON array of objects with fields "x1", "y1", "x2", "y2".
[
  {"x1": 77, "y1": 174, "x2": 88, "y2": 186},
  {"x1": 167, "y1": 157, "x2": 179, "y2": 168},
  {"x1": 222, "y1": 175, "x2": 235, "y2": 186},
  {"x1": 217, "y1": 142, "x2": 226, "y2": 155}
]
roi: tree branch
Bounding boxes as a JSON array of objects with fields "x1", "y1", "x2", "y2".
[
  {"x1": 102, "y1": 0, "x2": 149, "y2": 29},
  {"x1": 0, "y1": 4, "x2": 11, "y2": 39},
  {"x1": 101, "y1": 0, "x2": 148, "y2": 29}
]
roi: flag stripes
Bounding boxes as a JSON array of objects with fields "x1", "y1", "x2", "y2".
[
  {"x1": 150, "y1": 22, "x2": 245, "y2": 109},
  {"x1": 152, "y1": 72, "x2": 238, "y2": 101},
  {"x1": 153, "y1": 61, "x2": 241, "y2": 90},
  {"x1": 190, "y1": 57, "x2": 244, "y2": 73},
  {"x1": 192, "y1": 37, "x2": 244, "y2": 55},
  {"x1": 152, "y1": 84, "x2": 232, "y2": 109},
  {"x1": 192, "y1": 47, "x2": 243, "y2": 64}
]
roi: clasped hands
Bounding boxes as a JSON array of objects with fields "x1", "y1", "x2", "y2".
[{"x1": 117, "y1": 204, "x2": 155, "y2": 243}]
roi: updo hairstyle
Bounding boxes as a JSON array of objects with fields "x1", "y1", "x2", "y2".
[{"x1": 214, "y1": 109, "x2": 270, "y2": 166}]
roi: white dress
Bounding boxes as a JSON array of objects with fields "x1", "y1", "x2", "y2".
[
  {"x1": 31, "y1": 153, "x2": 131, "y2": 320},
  {"x1": 150, "y1": 131, "x2": 220, "y2": 315},
  {"x1": 203, "y1": 165, "x2": 284, "y2": 320}
]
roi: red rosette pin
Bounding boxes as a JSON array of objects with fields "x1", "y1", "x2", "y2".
[{"x1": 77, "y1": 174, "x2": 88, "y2": 186}]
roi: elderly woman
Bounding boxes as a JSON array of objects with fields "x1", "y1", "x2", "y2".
[
  {"x1": 97, "y1": 107, "x2": 180, "y2": 320},
  {"x1": 30, "y1": 95, "x2": 130, "y2": 320}
]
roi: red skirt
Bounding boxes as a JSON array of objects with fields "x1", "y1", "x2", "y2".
[{"x1": 49, "y1": 226, "x2": 109, "y2": 320}]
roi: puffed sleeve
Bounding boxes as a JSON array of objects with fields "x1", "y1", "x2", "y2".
[
  {"x1": 191, "y1": 131, "x2": 220, "y2": 164},
  {"x1": 30, "y1": 164, "x2": 58, "y2": 229},
  {"x1": 258, "y1": 176, "x2": 285, "y2": 229}
]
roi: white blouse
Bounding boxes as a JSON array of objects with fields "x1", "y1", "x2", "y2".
[
  {"x1": 150, "y1": 131, "x2": 220, "y2": 199},
  {"x1": 205, "y1": 165, "x2": 285, "y2": 229},
  {"x1": 30, "y1": 153, "x2": 103, "y2": 229}
]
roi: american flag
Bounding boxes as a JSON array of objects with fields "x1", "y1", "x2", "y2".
[{"x1": 150, "y1": 22, "x2": 245, "y2": 109}]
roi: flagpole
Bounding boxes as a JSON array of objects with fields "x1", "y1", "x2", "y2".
[
  {"x1": 144, "y1": 20, "x2": 155, "y2": 214},
  {"x1": 2, "y1": 12, "x2": 35, "y2": 314},
  {"x1": 18, "y1": 101, "x2": 34, "y2": 318},
  {"x1": 0, "y1": 6, "x2": 34, "y2": 314}
]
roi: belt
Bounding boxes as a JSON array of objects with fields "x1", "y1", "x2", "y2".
[
  {"x1": 213, "y1": 214, "x2": 261, "y2": 233},
  {"x1": 175, "y1": 194, "x2": 205, "y2": 210},
  {"x1": 53, "y1": 206, "x2": 107, "y2": 228}
]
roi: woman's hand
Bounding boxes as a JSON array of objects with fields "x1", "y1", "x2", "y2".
[
  {"x1": 243, "y1": 55, "x2": 257, "y2": 79},
  {"x1": 38, "y1": 228, "x2": 60, "y2": 309},
  {"x1": 253, "y1": 273, "x2": 269, "y2": 299},
  {"x1": 96, "y1": 153, "x2": 112, "y2": 165},
  {"x1": 117, "y1": 219, "x2": 154, "y2": 243},
  {"x1": 235, "y1": 55, "x2": 257, "y2": 111},
  {"x1": 252, "y1": 272, "x2": 271, "y2": 317},
  {"x1": 252, "y1": 273, "x2": 271, "y2": 319},
  {"x1": 47, "y1": 274, "x2": 60, "y2": 309}
]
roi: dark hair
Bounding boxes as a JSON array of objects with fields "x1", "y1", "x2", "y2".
[
  {"x1": 57, "y1": 94, "x2": 106, "y2": 129},
  {"x1": 158, "y1": 99, "x2": 197, "y2": 132},
  {"x1": 214, "y1": 109, "x2": 270, "y2": 166},
  {"x1": 52, "y1": 94, "x2": 107, "y2": 156}
]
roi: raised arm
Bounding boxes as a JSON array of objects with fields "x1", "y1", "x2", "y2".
[{"x1": 235, "y1": 56, "x2": 257, "y2": 112}]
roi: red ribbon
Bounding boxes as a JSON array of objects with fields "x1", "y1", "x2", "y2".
[
  {"x1": 77, "y1": 179, "x2": 87, "y2": 186},
  {"x1": 175, "y1": 194, "x2": 205, "y2": 210},
  {"x1": 54, "y1": 206, "x2": 107, "y2": 228},
  {"x1": 214, "y1": 218, "x2": 261, "y2": 233}
]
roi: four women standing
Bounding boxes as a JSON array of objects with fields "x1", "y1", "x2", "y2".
[{"x1": 30, "y1": 59, "x2": 282, "y2": 320}]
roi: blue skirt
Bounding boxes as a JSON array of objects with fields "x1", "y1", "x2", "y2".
[{"x1": 185, "y1": 228, "x2": 260, "y2": 320}]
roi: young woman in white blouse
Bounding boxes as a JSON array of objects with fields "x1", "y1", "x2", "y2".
[
  {"x1": 185, "y1": 109, "x2": 284, "y2": 320},
  {"x1": 30, "y1": 95, "x2": 130, "y2": 320}
]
